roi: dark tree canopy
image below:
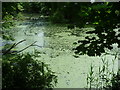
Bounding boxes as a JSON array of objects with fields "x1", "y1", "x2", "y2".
[{"x1": 73, "y1": 2, "x2": 120, "y2": 56}]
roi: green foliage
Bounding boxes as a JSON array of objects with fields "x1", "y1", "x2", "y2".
[
  {"x1": 2, "y1": 34, "x2": 15, "y2": 41},
  {"x1": 48, "y1": 2, "x2": 90, "y2": 25},
  {"x1": 103, "y1": 70, "x2": 120, "y2": 90},
  {"x1": 2, "y1": 14, "x2": 15, "y2": 28},
  {"x1": 74, "y1": 2, "x2": 120, "y2": 56},
  {"x1": 2, "y1": 2, "x2": 24, "y2": 18},
  {"x1": 109, "y1": 70, "x2": 120, "y2": 90},
  {"x1": 2, "y1": 2, "x2": 24, "y2": 29},
  {"x1": 17, "y1": 3, "x2": 24, "y2": 12},
  {"x1": 2, "y1": 3, "x2": 25, "y2": 41},
  {"x1": 2, "y1": 22, "x2": 15, "y2": 29},
  {"x1": 3, "y1": 14, "x2": 13, "y2": 21},
  {"x1": 16, "y1": 12, "x2": 25, "y2": 20},
  {"x1": 87, "y1": 53, "x2": 120, "y2": 89},
  {"x1": 2, "y1": 53, "x2": 57, "y2": 89},
  {"x1": 50, "y1": 10, "x2": 65, "y2": 23},
  {"x1": 87, "y1": 64, "x2": 95, "y2": 89},
  {"x1": 22, "y1": 2, "x2": 41, "y2": 13}
]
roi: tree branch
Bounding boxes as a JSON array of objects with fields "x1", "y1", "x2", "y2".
[
  {"x1": 3, "y1": 39, "x2": 26, "y2": 55},
  {"x1": 16, "y1": 41, "x2": 37, "y2": 53}
]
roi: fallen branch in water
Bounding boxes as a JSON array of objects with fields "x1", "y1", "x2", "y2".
[
  {"x1": 3, "y1": 39, "x2": 26, "y2": 55},
  {"x1": 3, "y1": 40, "x2": 38, "y2": 55},
  {"x1": 17, "y1": 41, "x2": 37, "y2": 53},
  {"x1": 31, "y1": 44, "x2": 43, "y2": 48}
]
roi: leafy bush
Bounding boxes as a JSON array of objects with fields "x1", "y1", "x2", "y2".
[{"x1": 2, "y1": 53, "x2": 57, "y2": 89}]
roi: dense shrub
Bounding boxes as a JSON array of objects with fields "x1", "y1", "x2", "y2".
[{"x1": 2, "y1": 53, "x2": 57, "y2": 89}]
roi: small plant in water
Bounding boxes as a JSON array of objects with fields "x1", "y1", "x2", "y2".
[
  {"x1": 86, "y1": 63, "x2": 95, "y2": 89},
  {"x1": 86, "y1": 52, "x2": 119, "y2": 90}
]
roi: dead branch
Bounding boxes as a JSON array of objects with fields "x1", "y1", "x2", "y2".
[
  {"x1": 14, "y1": 39, "x2": 26, "y2": 47},
  {"x1": 16, "y1": 41, "x2": 37, "y2": 53},
  {"x1": 3, "y1": 39, "x2": 26, "y2": 55},
  {"x1": 31, "y1": 44, "x2": 43, "y2": 48}
]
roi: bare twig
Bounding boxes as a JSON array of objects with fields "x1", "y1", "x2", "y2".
[
  {"x1": 14, "y1": 39, "x2": 26, "y2": 47},
  {"x1": 17, "y1": 41, "x2": 37, "y2": 53},
  {"x1": 3, "y1": 39, "x2": 26, "y2": 55},
  {"x1": 3, "y1": 40, "x2": 38, "y2": 55},
  {"x1": 31, "y1": 44, "x2": 43, "y2": 48}
]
